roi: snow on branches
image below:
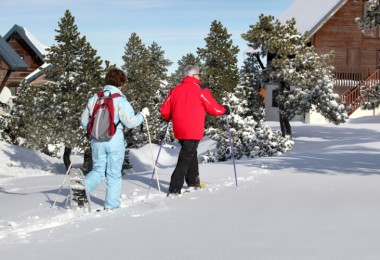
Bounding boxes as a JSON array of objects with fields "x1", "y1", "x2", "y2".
[{"x1": 355, "y1": 0, "x2": 380, "y2": 31}]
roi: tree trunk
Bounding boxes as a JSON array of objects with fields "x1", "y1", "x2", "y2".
[
  {"x1": 63, "y1": 147, "x2": 72, "y2": 170},
  {"x1": 279, "y1": 113, "x2": 292, "y2": 138},
  {"x1": 278, "y1": 79, "x2": 292, "y2": 138}
]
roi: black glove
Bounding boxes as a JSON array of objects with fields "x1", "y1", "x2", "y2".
[
  {"x1": 223, "y1": 105, "x2": 230, "y2": 115},
  {"x1": 200, "y1": 82, "x2": 209, "y2": 89}
]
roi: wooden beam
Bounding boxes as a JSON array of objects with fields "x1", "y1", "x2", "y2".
[{"x1": 0, "y1": 70, "x2": 12, "y2": 94}]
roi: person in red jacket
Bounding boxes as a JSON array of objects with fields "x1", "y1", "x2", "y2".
[{"x1": 160, "y1": 65, "x2": 230, "y2": 195}]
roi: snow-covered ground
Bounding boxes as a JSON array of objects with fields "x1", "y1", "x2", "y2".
[{"x1": 1, "y1": 116, "x2": 380, "y2": 260}]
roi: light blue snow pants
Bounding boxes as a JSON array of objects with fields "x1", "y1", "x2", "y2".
[{"x1": 85, "y1": 129, "x2": 125, "y2": 209}]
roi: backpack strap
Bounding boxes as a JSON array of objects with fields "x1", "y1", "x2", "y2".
[{"x1": 109, "y1": 93, "x2": 122, "y2": 128}]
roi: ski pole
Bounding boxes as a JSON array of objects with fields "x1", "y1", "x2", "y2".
[
  {"x1": 226, "y1": 115, "x2": 238, "y2": 188},
  {"x1": 51, "y1": 138, "x2": 84, "y2": 208},
  {"x1": 148, "y1": 121, "x2": 169, "y2": 190},
  {"x1": 144, "y1": 117, "x2": 163, "y2": 197}
]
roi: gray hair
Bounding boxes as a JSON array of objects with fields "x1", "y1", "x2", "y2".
[{"x1": 183, "y1": 65, "x2": 200, "y2": 77}]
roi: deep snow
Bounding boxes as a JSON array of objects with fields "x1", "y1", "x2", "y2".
[{"x1": 1, "y1": 116, "x2": 380, "y2": 260}]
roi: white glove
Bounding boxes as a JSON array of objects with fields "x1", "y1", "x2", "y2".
[{"x1": 141, "y1": 107, "x2": 150, "y2": 118}]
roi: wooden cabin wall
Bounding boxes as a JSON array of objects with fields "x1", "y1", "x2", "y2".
[{"x1": 312, "y1": 0, "x2": 380, "y2": 77}]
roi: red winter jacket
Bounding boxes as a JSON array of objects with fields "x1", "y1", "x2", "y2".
[{"x1": 160, "y1": 76, "x2": 226, "y2": 140}]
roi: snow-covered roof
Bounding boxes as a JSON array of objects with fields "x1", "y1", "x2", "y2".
[
  {"x1": 0, "y1": 35, "x2": 28, "y2": 70},
  {"x1": 4, "y1": 24, "x2": 48, "y2": 61},
  {"x1": 279, "y1": 0, "x2": 348, "y2": 37},
  {"x1": 25, "y1": 63, "x2": 51, "y2": 83}
]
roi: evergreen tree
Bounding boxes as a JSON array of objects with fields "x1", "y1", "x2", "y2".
[
  {"x1": 206, "y1": 91, "x2": 293, "y2": 160},
  {"x1": 360, "y1": 83, "x2": 380, "y2": 109},
  {"x1": 242, "y1": 15, "x2": 346, "y2": 137},
  {"x1": 146, "y1": 41, "x2": 173, "y2": 145},
  {"x1": 122, "y1": 34, "x2": 172, "y2": 149},
  {"x1": 122, "y1": 33, "x2": 151, "y2": 108},
  {"x1": 206, "y1": 54, "x2": 294, "y2": 161},
  {"x1": 8, "y1": 10, "x2": 104, "y2": 170},
  {"x1": 148, "y1": 42, "x2": 172, "y2": 82},
  {"x1": 238, "y1": 52, "x2": 264, "y2": 122},
  {"x1": 121, "y1": 32, "x2": 151, "y2": 148},
  {"x1": 355, "y1": 0, "x2": 380, "y2": 30},
  {"x1": 197, "y1": 20, "x2": 240, "y2": 102},
  {"x1": 3, "y1": 80, "x2": 41, "y2": 147}
]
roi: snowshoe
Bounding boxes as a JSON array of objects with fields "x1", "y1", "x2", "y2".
[{"x1": 69, "y1": 168, "x2": 91, "y2": 211}]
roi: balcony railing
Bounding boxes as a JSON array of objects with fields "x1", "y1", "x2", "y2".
[
  {"x1": 333, "y1": 67, "x2": 374, "y2": 95},
  {"x1": 338, "y1": 68, "x2": 380, "y2": 115}
]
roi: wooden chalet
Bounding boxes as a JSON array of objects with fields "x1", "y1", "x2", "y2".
[
  {"x1": 0, "y1": 24, "x2": 48, "y2": 96},
  {"x1": 0, "y1": 35, "x2": 28, "y2": 93},
  {"x1": 266, "y1": 0, "x2": 380, "y2": 122}
]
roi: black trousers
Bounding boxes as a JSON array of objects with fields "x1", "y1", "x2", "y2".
[{"x1": 168, "y1": 140, "x2": 200, "y2": 193}]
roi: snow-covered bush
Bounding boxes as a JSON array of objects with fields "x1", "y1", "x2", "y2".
[{"x1": 360, "y1": 83, "x2": 380, "y2": 109}]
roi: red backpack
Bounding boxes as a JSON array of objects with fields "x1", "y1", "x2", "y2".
[{"x1": 87, "y1": 91, "x2": 122, "y2": 141}]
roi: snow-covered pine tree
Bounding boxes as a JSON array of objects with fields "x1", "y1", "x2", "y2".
[
  {"x1": 360, "y1": 82, "x2": 380, "y2": 109},
  {"x1": 122, "y1": 32, "x2": 151, "y2": 148},
  {"x1": 197, "y1": 20, "x2": 240, "y2": 103},
  {"x1": 242, "y1": 15, "x2": 346, "y2": 137},
  {"x1": 355, "y1": 0, "x2": 380, "y2": 31},
  {"x1": 206, "y1": 53, "x2": 294, "y2": 161},
  {"x1": 122, "y1": 35, "x2": 172, "y2": 149},
  {"x1": 16, "y1": 10, "x2": 104, "y2": 170},
  {"x1": 238, "y1": 52, "x2": 264, "y2": 122},
  {"x1": 146, "y1": 41, "x2": 172, "y2": 145},
  {"x1": 3, "y1": 80, "x2": 40, "y2": 146}
]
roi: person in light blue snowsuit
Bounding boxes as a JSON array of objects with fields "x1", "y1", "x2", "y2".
[{"x1": 81, "y1": 67, "x2": 149, "y2": 210}]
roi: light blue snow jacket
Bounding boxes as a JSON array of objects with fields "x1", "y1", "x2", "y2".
[
  {"x1": 81, "y1": 84, "x2": 144, "y2": 132},
  {"x1": 80, "y1": 85, "x2": 144, "y2": 209}
]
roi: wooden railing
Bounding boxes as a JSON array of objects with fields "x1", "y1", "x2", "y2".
[
  {"x1": 340, "y1": 86, "x2": 361, "y2": 115},
  {"x1": 333, "y1": 67, "x2": 372, "y2": 95},
  {"x1": 334, "y1": 67, "x2": 371, "y2": 84},
  {"x1": 363, "y1": 69, "x2": 380, "y2": 88},
  {"x1": 339, "y1": 69, "x2": 380, "y2": 115}
]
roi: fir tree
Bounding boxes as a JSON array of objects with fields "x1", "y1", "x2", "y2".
[
  {"x1": 146, "y1": 41, "x2": 173, "y2": 145},
  {"x1": 197, "y1": 20, "x2": 240, "y2": 102},
  {"x1": 8, "y1": 10, "x2": 104, "y2": 170},
  {"x1": 206, "y1": 91, "x2": 294, "y2": 161},
  {"x1": 148, "y1": 42, "x2": 172, "y2": 82},
  {"x1": 206, "y1": 54, "x2": 294, "y2": 161},
  {"x1": 122, "y1": 34, "x2": 172, "y2": 150},
  {"x1": 122, "y1": 32, "x2": 151, "y2": 109},
  {"x1": 242, "y1": 15, "x2": 346, "y2": 137},
  {"x1": 360, "y1": 83, "x2": 380, "y2": 109},
  {"x1": 122, "y1": 32, "x2": 151, "y2": 149},
  {"x1": 4, "y1": 80, "x2": 40, "y2": 146},
  {"x1": 238, "y1": 52, "x2": 264, "y2": 122}
]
